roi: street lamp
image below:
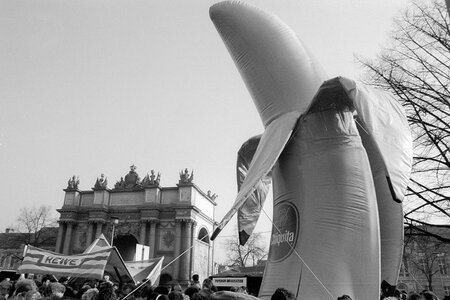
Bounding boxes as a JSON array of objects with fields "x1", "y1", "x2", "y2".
[{"x1": 110, "y1": 217, "x2": 119, "y2": 246}]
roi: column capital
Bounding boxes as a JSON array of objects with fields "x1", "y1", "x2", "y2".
[
  {"x1": 58, "y1": 220, "x2": 76, "y2": 224},
  {"x1": 175, "y1": 218, "x2": 195, "y2": 224},
  {"x1": 91, "y1": 220, "x2": 106, "y2": 224},
  {"x1": 140, "y1": 218, "x2": 160, "y2": 224}
]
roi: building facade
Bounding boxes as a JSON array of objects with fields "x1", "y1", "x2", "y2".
[
  {"x1": 397, "y1": 226, "x2": 450, "y2": 299},
  {"x1": 56, "y1": 166, "x2": 217, "y2": 285}
]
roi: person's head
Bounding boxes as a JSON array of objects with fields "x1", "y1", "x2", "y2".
[
  {"x1": 192, "y1": 275, "x2": 199, "y2": 282},
  {"x1": 42, "y1": 277, "x2": 51, "y2": 286},
  {"x1": 407, "y1": 293, "x2": 424, "y2": 300},
  {"x1": 170, "y1": 283, "x2": 182, "y2": 292},
  {"x1": 24, "y1": 290, "x2": 41, "y2": 300},
  {"x1": 50, "y1": 282, "x2": 66, "y2": 298},
  {"x1": 271, "y1": 288, "x2": 296, "y2": 300},
  {"x1": 121, "y1": 283, "x2": 135, "y2": 295},
  {"x1": 229, "y1": 287, "x2": 239, "y2": 292},
  {"x1": 209, "y1": 291, "x2": 260, "y2": 300},
  {"x1": 147, "y1": 292, "x2": 160, "y2": 300},
  {"x1": 192, "y1": 290, "x2": 212, "y2": 300},
  {"x1": 202, "y1": 279, "x2": 216, "y2": 292},
  {"x1": 97, "y1": 282, "x2": 117, "y2": 300},
  {"x1": 15, "y1": 280, "x2": 37, "y2": 295},
  {"x1": 337, "y1": 295, "x2": 352, "y2": 300},
  {"x1": 422, "y1": 291, "x2": 438, "y2": 300},
  {"x1": 78, "y1": 285, "x2": 92, "y2": 298},
  {"x1": 154, "y1": 286, "x2": 170, "y2": 295},
  {"x1": 103, "y1": 275, "x2": 111, "y2": 282},
  {"x1": 184, "y1": 286, "x2": 200, "y2": 299},
  {"x1": 168, "y1": 291, "x2": 184, "y2": 300},
  {"x1": 157, "y1": 295, "x2": 169, "y2": 300},
  {"x1": 81, "y1": 288, "x2": 99, "y2": 300},
  {"x1": 82, "y1": 280, "x2": 95, "y2": 289},
  {"x1": 400, "y1": 291, "x2": 408, "y2": 300},
  {"x1": 58, "y1": 277, "x2": 69, "y2": 285}
]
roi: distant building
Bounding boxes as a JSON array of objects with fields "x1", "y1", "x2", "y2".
[
  {"x1": 0, "y1": 227, "x2": 57, "y2": 272},
  {"x1": 56, "y1": 165, "x2": 217, "y2": 285},
  {"x1": 397, "y1": 226, "x2": 450, "y2": 299}
]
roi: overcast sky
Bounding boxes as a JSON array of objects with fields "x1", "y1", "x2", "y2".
[{"x1": 0, "y1": 0, "x2": 410, "y2": 263}]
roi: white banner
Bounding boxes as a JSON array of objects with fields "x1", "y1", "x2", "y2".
[{"x1": 212, "y1": 277, "x2": 247, "y2": 287}]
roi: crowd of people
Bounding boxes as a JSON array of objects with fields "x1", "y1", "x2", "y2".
[
  {"x1": 0, "y1": 274, "x2": 448, "y2": 300},
  {"x1": 0, "y1": 275, "x2": 226, "y2": 300}
]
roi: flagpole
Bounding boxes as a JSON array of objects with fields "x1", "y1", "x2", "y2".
[
  {"x1": 22, "y1": 244, "x2": 28, "y2": 258},
  {"x1": 19, "y1": 244, "x2": 29, "y2": 279}
]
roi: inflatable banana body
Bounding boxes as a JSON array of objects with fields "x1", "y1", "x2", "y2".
[
  {"x1": 210, "y1": 2, "x2": 412, "y2": 300},
  {"x1": 260, "y1": 84, "x2": 380, "y2": 300}
]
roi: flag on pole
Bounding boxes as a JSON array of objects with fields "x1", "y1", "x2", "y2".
[
  {"x1": 125, "y1": 257, "x2": 164, "y2": 285},
  {"x1": 18, "y1": 245, "x2": 111, "y2": 280}
]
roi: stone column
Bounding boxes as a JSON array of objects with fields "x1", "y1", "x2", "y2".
[
  {"x1": 179, "y1": 220, "x2": 193, "y2": 283},
  {"x1": 190, "y1": 221, "x2": 197, "y2": 278},
  {"x1": 86, "y1": 222, "x2": 94, "y2": 245},
  {"x1": 95, "y1": 222, "x2": 103, "y2": 239},
  {"x1": 63, "y1": 222, "x2": 74, "y2": 254},
  {"x1": 140, "y1": 221, "x2": 147, "y2": 245},
  {"x1": 148, "y1": 221, "x2": 158, "y2": 258},
  {"x1": 173, "y1": 220, "x2": 182, "y2": 280},
  {"x1": 55, "y1": 223, "x2": 65, "y2": 253}
]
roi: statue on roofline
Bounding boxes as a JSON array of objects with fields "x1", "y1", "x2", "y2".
[
  {"x1": 207, "y1": 190, "x2": 218, "y2": 200},
  {"x1": 94, "y1": 174, "x2": 108, "y2": 189},
  {"x1": 142, "y1": 170, "x2": 161, "y2": 187},
  {"x1": 179, "y1": 168, "x2": 194, "y2": 184},
  {"x1": 114, "y1": 177, "x2": 125, "y2": 190},
  {"x1": 67, "y1": 175, "x2": 80, "y2": 190}
]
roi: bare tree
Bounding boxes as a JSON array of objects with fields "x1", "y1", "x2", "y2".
[
  {"x1": 16, "y1": 205, "x2": 57, "y2": 247},
  {"x1": 358, "y1": 0, "x2": 450, "y2": 242},
  {"x1": 224, "y1": 232, "x2": 268, "y2": 267}
]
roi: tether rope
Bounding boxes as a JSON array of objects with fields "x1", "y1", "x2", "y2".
[
  {"x1": 122, "y1": 209, "x2": 336, "y2": 300},
  {"x1": 261, "y1": 207, "x2": 335, "y2": 300}
]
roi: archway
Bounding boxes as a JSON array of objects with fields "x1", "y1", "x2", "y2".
[
  {"x1": 114, "y1": 234, "x2": 138, "y2": 261},
  {"x1": 198, "y1": 227, "x2": 210, "y2": 244}
]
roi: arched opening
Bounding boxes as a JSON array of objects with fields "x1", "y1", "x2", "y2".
[
  {"x1": 114, "y1": 234, "x2": 138, "y2": 261},
  {"x1": 197, "y1": 228, "x2": 209, "y2": 244}
]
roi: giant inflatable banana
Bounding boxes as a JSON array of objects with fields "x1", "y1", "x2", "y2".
[{"x1": 209, "y1": 2, "x2": 413, "y2": 300}]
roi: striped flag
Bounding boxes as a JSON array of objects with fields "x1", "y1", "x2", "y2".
[
  {"x1": 125, "y1": 257, "x2": 164, "y2": 285},
  {"x1": 18, "y1": 245, "x2": 111, "y2": 280}
]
